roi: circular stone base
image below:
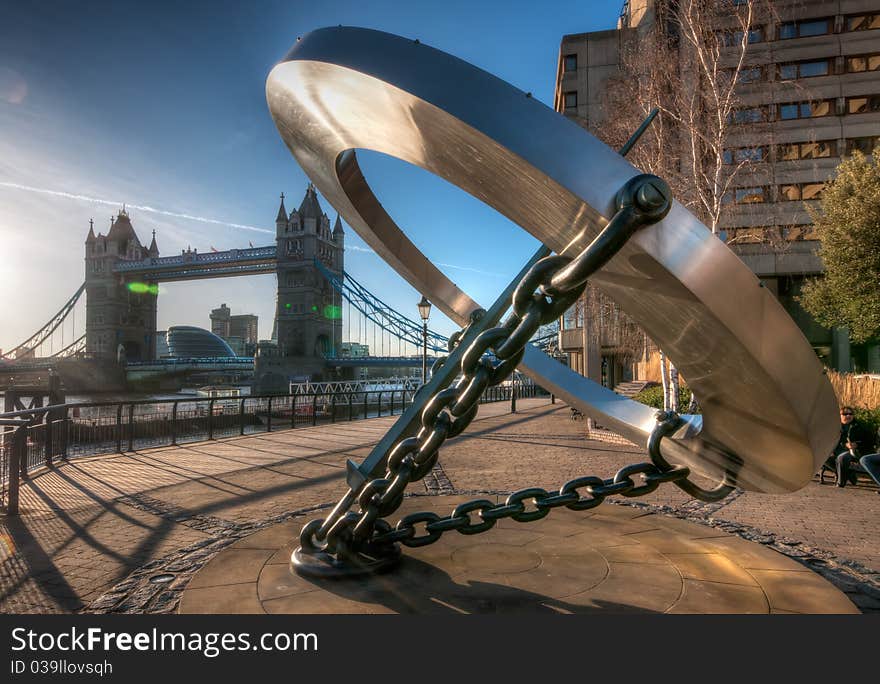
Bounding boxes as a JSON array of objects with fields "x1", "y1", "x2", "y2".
[{"x1": 179, "y1": 495, "x2": 859, "y2": 614}]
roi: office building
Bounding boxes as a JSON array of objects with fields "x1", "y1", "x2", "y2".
[
  {"x1": 555, "y1": 0, "x2": 880, "y2": 375},
  {"x1": 210, "y1": 303, "x2": 258, "y2": 355}
]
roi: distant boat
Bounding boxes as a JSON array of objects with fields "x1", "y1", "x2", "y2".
[
  {"x1": 197, "y1": 386, "x2": 242, "y2": 398},
  {"x1": 197, "y1": 386, "x2": 242, "y2": 413}
]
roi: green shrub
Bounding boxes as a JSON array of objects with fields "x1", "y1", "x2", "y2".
[
  {"x1": 633, "y1": 384, "x2": 699, "y2": 413},
  {"x1": 853, "y1": 407, "x2": 880, "y2": 451}
]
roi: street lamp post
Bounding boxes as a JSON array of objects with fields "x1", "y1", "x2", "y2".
[{"x1": 417, "y1": 296, "x2": 431, "y2": 384}]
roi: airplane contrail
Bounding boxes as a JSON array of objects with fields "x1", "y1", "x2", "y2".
[
  {"x1": 1, "y1": 180, "x2": 503, "y2": 276},
  {"x1": 438, "y1": 262, "x2": 503, "y2": 277},
  {"x1": 0, "y1": 180, "x2": 274, "y2": 234}
]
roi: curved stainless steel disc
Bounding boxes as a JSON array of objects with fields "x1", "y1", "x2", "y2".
[{"x1": 266, "y1": 26, "x2": 838, "y2": 493}]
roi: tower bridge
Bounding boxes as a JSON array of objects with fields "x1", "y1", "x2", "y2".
[
  {"x1": 3, "y1": 186, "x2": 466, "y2": 390},
  {"x1": 77, "y1": 185, "x2": 350, "y2": 367}
]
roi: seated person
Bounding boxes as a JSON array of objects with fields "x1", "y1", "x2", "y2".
[
  {"x1": 858, "y1": 453, "x2": 880, "y2": 493},
  {"x1": 828, "y1": 407, "x2": 876, "y2": 487}
]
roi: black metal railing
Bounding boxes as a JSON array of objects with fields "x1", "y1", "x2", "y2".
[{"x1": 0, "y1": 382, "x2": 543, "y2": 513}]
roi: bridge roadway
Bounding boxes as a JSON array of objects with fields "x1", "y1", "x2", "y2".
[
  {"x1": 1, "y1": 398, "x2": 877, "y2": 614},
  {"x1": 113, "y1": 245, "x2": 277, "y2": 282}
]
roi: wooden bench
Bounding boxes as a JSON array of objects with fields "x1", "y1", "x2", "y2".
[{"x1": 819, "y1": 453, "x2": 878, "y2": 487}]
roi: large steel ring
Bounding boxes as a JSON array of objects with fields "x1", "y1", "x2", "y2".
[{"x1": 266, "y1": 26, "x2": 837, "y2": 493}]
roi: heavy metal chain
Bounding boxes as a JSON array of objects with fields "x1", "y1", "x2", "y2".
[
  {"x1": 297, "y1": 174, "x2": 730, "y2": 564},
  {"x1": 299, "y1": 255, "x2": 580, "y2": 555},
  {"x1": 371, "y1": 461, "x2": 692, "y2": 548}
]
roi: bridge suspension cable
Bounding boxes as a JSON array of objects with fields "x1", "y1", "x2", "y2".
[
  {"x1": 314, "y1": 259, "x2": 449, "y2": 353},
  {"x1": 3, "y1": 283, "x2": 86, "y2": 359},
  {"x1": 51, "y1": 334, "x2": 86, "y2": 358}
]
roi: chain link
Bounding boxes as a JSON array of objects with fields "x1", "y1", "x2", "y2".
[
  {"x1": 372, "y1": 461, "x2": 691, "y2": 548},
  {"x1": 295, "y1": 173, "x2": 729, "y2": 560}
]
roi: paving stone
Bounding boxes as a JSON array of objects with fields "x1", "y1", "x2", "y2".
[
  {"x1": 178, "y1": 584, "x2": 264, "y2": 614},
  {"x1": 667, "y1": 580, "x2": 768, "y2": 614},
  {"x1": 185, "y1": 549, "x2": 274, "y2": 589},
  {"x1": 229, "y1": 522, "x2": 300, "y2": 550},
  {"x1": 663, "y1": 553, "x2": 759, "y2": 586},
  {"x1": 257, "y1": 563, "x2": 320, "y2": 601},
  {"x1": 748, "y1": 569, "x2": 860, "y2": 614}
]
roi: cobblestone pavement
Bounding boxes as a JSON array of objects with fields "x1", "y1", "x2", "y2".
[{"x1": 1, "y1": 399, "x2": 878, "y2": 614}]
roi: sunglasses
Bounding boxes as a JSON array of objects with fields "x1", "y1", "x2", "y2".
[{"x1": 841, "y1": 412, "x2": 854, "y2": 416}]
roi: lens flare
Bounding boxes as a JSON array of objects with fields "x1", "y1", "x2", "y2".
[{"x1": 126, "y1": 282, "x2": 158, "y2": 294}]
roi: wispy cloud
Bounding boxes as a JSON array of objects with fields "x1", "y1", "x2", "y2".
[{"x1": 0, "y1": 181, "x2": 274, "y2": 234}]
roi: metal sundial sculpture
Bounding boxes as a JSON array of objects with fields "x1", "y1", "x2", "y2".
[{"x1": 265, "y1": 27, "x2": 839, "y2": 577}]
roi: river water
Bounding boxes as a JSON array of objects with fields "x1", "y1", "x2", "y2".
[{"x1": 64, "y1": 385, "x2": 253, "y2": 405}]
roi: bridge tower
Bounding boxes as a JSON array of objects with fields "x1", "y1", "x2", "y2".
[
  {"x1": 84, "y1": 210, "x2": 159, "y2": 361},
  {"x1": 273, "y1": 185, "x2": 344, "y2": 377}
]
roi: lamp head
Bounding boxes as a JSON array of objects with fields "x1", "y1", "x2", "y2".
[{"x1": 418, "y1": 295, "x2": 431, "y2": 322}]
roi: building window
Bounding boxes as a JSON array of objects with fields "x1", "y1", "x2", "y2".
[
  {"x1": 798, "y1": 18, "x2": 831, "y2": 37},
  {"x1": 846, "y1": 53, "x2": 880, "y2": 73},
  {"x1": 847, "y1": 14, "x2": 880, "y2": 32},
  {"x1": 722, "y1": 146, "x2": 766, "y2": 164},
  {"x1": 563, "y1": 91, "x2": 577, "y2": 111},
  {"x1": 563, "y1": 54, "x2": 577, "y2": 72},
  {"x1": 736, "y1": 187, "x2": 767, "y2": 204},
  {"x1": 778, "y1": 23, "x2": 796, "y2": 39},
  {"x1": 719, "y1": 28, "x2": 763, "y2": 46},
  {"x1": 741, "y1": 66, "x2": 763, "y2": 83},
  {"x1": 779, "y1": 184, "x2": 800, "y2": 201},
  {"x1": 845, "y1": 136, "x2": 880, "y2": 155},
  {"x1": 778, "y1": 18, "x2": 832, "y2": 39},
  {"x1": 724, "y1": 186, "x2": 767, "y2": 205},
  {"x1": 800, "y1": 183, "x2": 824, "y2": 201},
  {"x1": 846, "y1": 95, "x2": 880, "y2": 114},
  {"x1": 728, "y1": 106, "x2": 767, "y2": 123},
  {"x1": 779, "y1": 183, "x2": 824, "y2": 201},
  {"x1": 778, "y1": 140, "x2": 836, "y2": 161},
  {"x1": 778, "y1": 99, "x2": 833, "y2": 120},
  {"x1": 778, "y1": 59, "x2": 831, "y2": 80}
]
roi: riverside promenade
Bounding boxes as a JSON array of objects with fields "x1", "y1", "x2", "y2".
[{"x1": 1, "y1": 397, "x2": 878, "y2": 613}]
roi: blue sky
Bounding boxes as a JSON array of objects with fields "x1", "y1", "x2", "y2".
[{"x1": 0, "y1": 0, "x2": 621, "y2": 354}]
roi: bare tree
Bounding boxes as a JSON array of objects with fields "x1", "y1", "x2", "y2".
[
  {"x1": 603, "y1": 0, "x2": 777, "y2": 230},
  {"x1": 591, "y1": 0, "x2": 777, "y2": 409}
]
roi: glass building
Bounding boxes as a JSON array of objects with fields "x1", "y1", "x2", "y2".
[{"x1": 165, "y1": 326, "x2": 235, "y2": 359}]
